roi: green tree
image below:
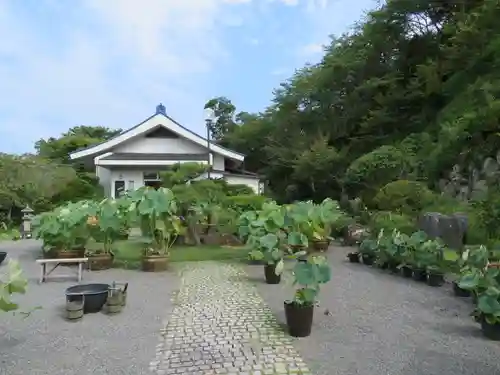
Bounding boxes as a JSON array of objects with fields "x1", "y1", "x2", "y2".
[
  {"x1": 204, "y1": 0, "x2": 497, "y2": 205},
  {"x1": 204, "y1": 97, "x2": 237, "y2": 140},
  {"x1": 35, "y1": 125, "x2": 121, "y2": 165}
]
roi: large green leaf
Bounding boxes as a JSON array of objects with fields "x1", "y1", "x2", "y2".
[
  {"x1": 458, "y1": 272, "x2": 481, "y2": 290},
  {"x1": 259, "y1": 233, "x2": 279, "y2": 250},
  {"x1": 478, "y1": 294, "x2": 500, "y2": 315}
]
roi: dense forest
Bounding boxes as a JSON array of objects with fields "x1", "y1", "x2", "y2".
[{"x1": 205, "y1": 0, "x2": 499, "y2": 204}]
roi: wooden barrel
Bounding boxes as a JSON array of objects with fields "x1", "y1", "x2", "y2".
[
  {"x1": 104, "y1": 291, "x2": 123, "y2": 314},
  {"x1": 66, "y1": 296, "x2": 84, "y2": 321}
]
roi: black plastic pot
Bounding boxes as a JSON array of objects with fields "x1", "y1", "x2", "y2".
[
  {"x1": 427, "y1": 272, "x2": 444, "y2": 287},
  {"x1": 452, "y1": 281, "x2": 471, "y2": 297},
  {"x1": 401, "y1": 266, "x2": 413, "y2": 278},
  {"x1": 247, "y1": 259, "x2": 263, "y2": 265},
  {"x1": 412, "y1": 268, "x2": 427, "y2": 282},
  {"x1": 388, "y1": 261, "x2": 400, "y2": 274},
  {"x1": 481, "y1": 316, "x2": 500, "y2": 341},
  {"x1": 347, "y1": 252, "x2": 360, "y2": 263},
  {"x1": 66, "y1": 283, "x2": 109, "y2": 313},
  {"x1": 264, "y1": 264, "x2": 281, "y2": 284},
  {"x1": 0, "y1": 251, "x2": 6, "y2": 266},
  {"x1": 361, "y1": 254, "x2": 375, "y2": 266},
  {"x1": 298, "y1": 256, "x2": 308, "y2": 264},
  {"x1": 379, "y1": 262, "x2": 389, "y2": 270},
  {"x1": 472, "y1": 292, "x2": 478, "y2": 305},
  {"x1": 284, "y1": 301, "x2": 314, "y2": 337}
]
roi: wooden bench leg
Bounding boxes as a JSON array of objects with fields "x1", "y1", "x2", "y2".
[
  {"x1": 78, "y1": 262, "x2": 83, "y2": 282},
  {"x1": 39, "y1": 263, "x2": 46, "y2": 284}
]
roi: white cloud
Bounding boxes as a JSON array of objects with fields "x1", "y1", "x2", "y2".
[
  {"x1": 278, "y1": 0, "x2": 299, "y2": 5},
  {"x1": 298, "y1": 42, "x2": 324, "y2": 56},
  {"x1": 271, "y1": 67, "x2": 289, "y2": 76},
  {"x1": 0, "y1": 0, "x2": 246, "y2": 153},
  {"x1": 296, "y1": 0, "x2": 377, "y2": 59},
  {"x1": 0, "y1": 0, "x2": 376, "y2": 153}
]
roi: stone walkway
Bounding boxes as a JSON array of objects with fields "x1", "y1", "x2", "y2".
[{"x1": 150, "y1": 262, "x2": 311, "y2": 375}]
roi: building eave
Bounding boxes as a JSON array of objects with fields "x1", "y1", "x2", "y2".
[{"x1": 69, "y1": 111, "x2": 245, "y2": 162}]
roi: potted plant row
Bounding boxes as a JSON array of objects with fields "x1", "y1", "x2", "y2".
[{"x1": 351, "y1": 229, "x2": 449, "y2": 287}]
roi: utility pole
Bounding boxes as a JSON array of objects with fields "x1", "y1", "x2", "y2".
[{"x1": 205, "y1": 118, "x2": 211, "y2": 179}]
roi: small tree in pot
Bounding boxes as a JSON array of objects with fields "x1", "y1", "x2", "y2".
[{"x1": 284, "y1": 255, "x2": 331, "y2": 337}]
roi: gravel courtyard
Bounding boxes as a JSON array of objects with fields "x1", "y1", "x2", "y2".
[
  {"x1": 247, "y1": 246, "x2": 500, "y2": 375},
  {"x1": 0, "y1": 240, "x2": 180, "y2": 375},
  {"x1": 2, "y1": 240, "x2": 500, "y2": 375}
]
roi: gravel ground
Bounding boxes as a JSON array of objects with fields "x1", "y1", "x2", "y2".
[
  {"x1": 247, "y1": 245, "x2": 500, "y2": 375},
  {"x1": 0, "y1": 240, "x2": 180, "y2": 375}
]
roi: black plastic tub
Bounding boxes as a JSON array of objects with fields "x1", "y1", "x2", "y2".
[
  {"x1": 66, "y1": 283, "x2": 109, "y2": 313},
  {"x1": 0, "y1": 251, "x2": 6, "y2": 266}
]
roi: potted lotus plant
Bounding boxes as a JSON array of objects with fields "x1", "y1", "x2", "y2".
[
  {"x1": 129, "y1": 187, "x2": 183, "y2": 272},
  {"x1": 421, "y1": 239, "x2": 447, "y2": 287},
  {"x1": 258, "y1": 233, "x2": 286, "y2": 284},
  {"x1": 34, "y1": 202, "x2": 94, "y2": 259},
  {"x1": 308, "y1": 198, "x2": 346, "y2": 251},
  {"x1": 358, "y1": 238, "x2": 377, "y2": 265},
  {"x1": 398, "y1": 231, "x2": 427, "y2": 278},
  {"x1": 455, "y1": 246, "x2": 489, "y2": 298},
  {"x1": 459, "y1": 259, "x2": 500, "y2": 340},
  {"x1": 87, "y1": 197, "x2": 130, "y2": 270},
  {"x1": 284, "y1": 255, "x2": 331, "y2": 337}
]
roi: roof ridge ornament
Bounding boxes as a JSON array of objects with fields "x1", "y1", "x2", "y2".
[{"x1": 155, "y1": 103, "x2": 166, "y2": 115}]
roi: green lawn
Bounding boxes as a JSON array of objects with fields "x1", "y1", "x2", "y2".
[{"x1": 86, "y1": 238, "x2": 249, "y2": 269}]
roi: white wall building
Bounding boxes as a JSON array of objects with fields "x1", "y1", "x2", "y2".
[{"x1": 69, "y1": 104, "x2": 263, "y2": 197}]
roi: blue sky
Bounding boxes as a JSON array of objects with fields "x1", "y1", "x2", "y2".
[{"x1": 0, "y1": 0, "x2": 376, "y2": 154}]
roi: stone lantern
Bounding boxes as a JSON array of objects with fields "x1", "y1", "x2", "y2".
[{"x1": 21, "y1": 205, "x2": 34, "y2": 239}]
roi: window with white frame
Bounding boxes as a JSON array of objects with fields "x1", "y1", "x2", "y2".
[{"x1": 143, "y1": 171, "x2": 160, "y2": 181}]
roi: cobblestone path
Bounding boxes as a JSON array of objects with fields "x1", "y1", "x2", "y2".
[{"x1": 149, "y1": 262, "x2": 312, "y2": 375}]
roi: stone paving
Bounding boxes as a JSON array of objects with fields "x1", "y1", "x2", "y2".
[{"x1": 150, "y1": 262, "x2": 311, "y2": 375}]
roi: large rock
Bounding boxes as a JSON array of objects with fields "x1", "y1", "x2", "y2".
[
  {"x1": 418, "y1": 212, "x2": 468, "y2": 250},
  {"x1": 343, "y1": 224, "x2": 369, "y2": 246}
]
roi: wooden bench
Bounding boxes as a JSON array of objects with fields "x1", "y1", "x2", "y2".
[{"x1": 36, "y1": 258, "x2": 88, "y2": 284}]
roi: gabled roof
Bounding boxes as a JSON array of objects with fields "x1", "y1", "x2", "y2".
[
  {"x1": 69, "y1": 104, "x2": 245, "y2": 162},
  {"x1": 99, "y1": 153, "x2": 208, "y2": 161}
]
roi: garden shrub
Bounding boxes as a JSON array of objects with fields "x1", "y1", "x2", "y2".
[
  {"x1": 224, "y1": 194, "x2": 268, "y2": 214},
  {"x1": 330, "y1": 215, "x2": 355, "y2": 238},
  {"x1": 224, "y1": 184, "x2": 255, "y2": 196},
  {"x1": 344, "y1": 145, "x2": 410, "y2": 200},
  {"x1": 369, "y1": 211, "x2": 416, "y2": 235},
  {"x1": 467, "y1": 188, "x2": 500, "y2": 245},
  {"x1": 423, "y1": 194, "x2": 468, "y2": 215},
  {"x1": 373, "y1": 180, "x2": 435, "y2": 215}
]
